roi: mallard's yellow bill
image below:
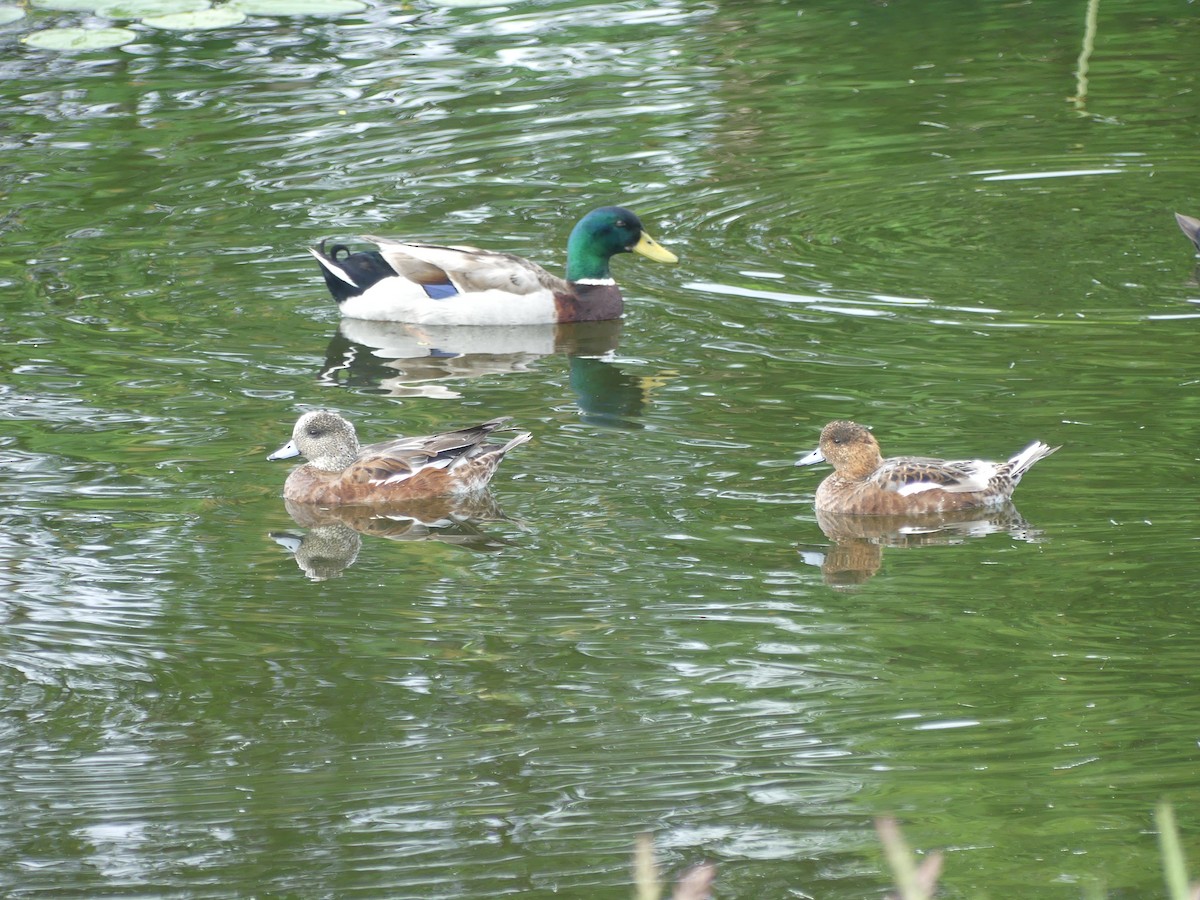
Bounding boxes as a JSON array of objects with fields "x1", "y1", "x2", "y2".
[{"x1": 633, "y1": 231, "x2": 678, "y2": 264}]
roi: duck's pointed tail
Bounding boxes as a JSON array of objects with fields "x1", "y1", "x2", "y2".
[
  {"x1": 1175, "y1": 212, "x2": 1200, "y2": 253},
  {"x1": 1005, "y1": 441, "x2": 1060, "y2": 483}
]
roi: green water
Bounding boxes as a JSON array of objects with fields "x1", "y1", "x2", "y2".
[{"x1": 2, "y1": 0, "x2": 1200, "y2": 896}]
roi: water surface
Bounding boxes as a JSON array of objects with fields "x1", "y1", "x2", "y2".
[{"x1": 2, "y1": 0, "x2": 1200, "y2": 896}]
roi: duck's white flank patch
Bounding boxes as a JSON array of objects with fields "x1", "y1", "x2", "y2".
[
  {"x1": 891, "y1": 460, "x2": 998, "y2": 496},
  {"x1": 372, "y1": 457, "x2": 453, "y2": 486},
  {"x1": 895, "y1": 481, "x2": 942, "y2": 497},
  {"x1": 340, "y1": 281, "x2": 558, "y2": 325},
  {"x1": 948, "y1": 461, "x2": 999, "y2": 492}
]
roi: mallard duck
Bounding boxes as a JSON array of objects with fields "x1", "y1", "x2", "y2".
[
  {"x1": 795, "y1": 420, "x2": 1060, "y2": 515},
  {"x1": 267, "y1": 410, "x2": 530, "y2": 504},
  {"x1": 310, "y1": 206, "x2": 678, "y2": 325},
  {"x1": 1175, "y1": 212, "x2": 1200, "y2": 253}
]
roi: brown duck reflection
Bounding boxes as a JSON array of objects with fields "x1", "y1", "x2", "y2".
[
  {"x1": 271, "y1": 494, "x2": 511, "y2": 581},
  {"x1": 801, "y1": 503, "x2": 1043, "y2": 588},
  {"x1": 320, "y1": 319, "x2": 661, "y2": 427}
]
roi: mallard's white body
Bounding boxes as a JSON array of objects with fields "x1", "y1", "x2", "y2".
[{"x1": 333, "y1": 278, "x2": 564, "y2": 326}]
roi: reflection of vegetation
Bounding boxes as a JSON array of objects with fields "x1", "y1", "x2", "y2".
[
  {"x1": 18, "y1": 0, "x2": 365, "y2": 47},
  {"x1": 1157, "y1": 802, "x2": 1199, "y2": 900},
  {"x1": 1069, "y1": 0, "x2": 1101, "y2": 108},
  {"x1": 875, "y1": 817, "x2": 942, "y2": 900},
  {"x1": 639, "y1": 806, "x2": 1200, "y2": 898},
  {"x1": 632, "y1": 834, "x2": 715, "y2": 900},
  {"x1": 875, "y1": 808, "x2": 1200, "y2": 898}
]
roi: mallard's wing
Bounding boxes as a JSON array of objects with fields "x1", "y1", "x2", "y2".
[{"x1": 363, "y1": 238, "x2": 571, "y2": 296}]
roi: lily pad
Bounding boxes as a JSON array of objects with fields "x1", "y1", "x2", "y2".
[
  {"x1": 22, "y1": 25, "x2": 137, "y2": 49},
  {"x1": 0, "y1": 4, "x2": 25, "y2": 22},
  {"x1": 93, "y1": 0, "x2": 207, "y2": 17},
  {"x1": 141, "y1": 6, "x2": 245, "y2": 27},
  {"x1": 232, "y1": 0, "x2": 366, "y2": 16}
]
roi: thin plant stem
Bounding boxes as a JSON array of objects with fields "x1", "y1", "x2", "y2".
[{"x1": 1157, "y1": 801, "x2": 1192, "y2": 900}]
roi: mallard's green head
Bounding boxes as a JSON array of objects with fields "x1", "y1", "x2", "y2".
[{"x1": 565, "y1": 206, "x2": 678, "y2": 283}]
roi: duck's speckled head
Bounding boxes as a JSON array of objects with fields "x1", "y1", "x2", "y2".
[
  {"x1": 269, "y1": 410, "x2": 361, "y2": 472},
  {"x1": 797, "y1": 420, "x2": 883, "y2": 480},
  {"x1": 566, "y1": 206, "x2": 678, "y2": 282}
]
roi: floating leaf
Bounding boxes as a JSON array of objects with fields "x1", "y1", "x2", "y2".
[
  {"x1": 94, "y1": 0, "x2": 207, "y2": 17},
  {"x1": 232, "y1": 0, "x2": 366, "y2": 15},
  {"x1": 22, "y1": 25, "x2": 137, "y2": 49},
  {"x1": 0, "y1": 4, "x2": 25, "y2": 22},
  {"x1": 141, "y1": 6, "x2": 245, "y2": 27}
]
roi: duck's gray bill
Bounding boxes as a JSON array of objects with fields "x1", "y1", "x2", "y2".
[
  {"x1": 268, "y1": 440, "x2": 300, "y2": 461},
  {"x1": 794, "y1": 448, "x2": 825, "y2": 467}
]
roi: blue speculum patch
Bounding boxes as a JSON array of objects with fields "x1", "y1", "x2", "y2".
[{"x1": 422, "y1": 283, "x2": 458, "y2": 300}]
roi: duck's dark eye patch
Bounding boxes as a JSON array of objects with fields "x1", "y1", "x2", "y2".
[
  {"x1": 615, "y1": 219, "x2": 627, "y2": 229},
  {"x1": 306, "y1": 426, "x2": 326, "y2": 438}
]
